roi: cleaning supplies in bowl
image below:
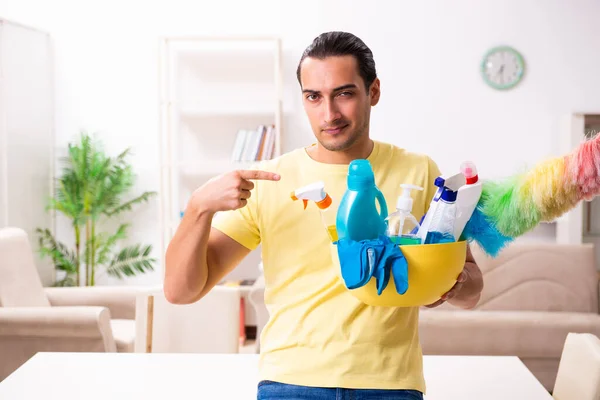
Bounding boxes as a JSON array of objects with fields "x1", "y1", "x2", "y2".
[
  {"x1": 329, "y1": 239, "x2": 467, "y2": 307},
  {"x1": 385, "y1": 184, "x2": 423, "y2": 245},
  {"x1": 289, "y1": 158, "x2": 484, "y2": 307}
]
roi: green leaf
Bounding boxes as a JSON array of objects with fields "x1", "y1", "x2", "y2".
[
  {"x1": 106, "y1": 244, "x2": 156, "y2": 279},
  {"x1": 36, "y1": 228, "x2": 78, "y2": 274},
  {"x1": 114, "y1": 148, "x2": 132, "y2": 168},
  {"x1": 95, "y1": 224, "x2": 128, "y2": 265},
  {"x1": 105, "y1": 191, "x2": 157, "y2": 217}
]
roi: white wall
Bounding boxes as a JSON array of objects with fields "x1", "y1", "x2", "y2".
[
  {"x1": 1, "y1": 0, "x2": 600, "y2": 285},
  {"x1": 283, "y1": 0, "x2": 600, "y2": 173}
]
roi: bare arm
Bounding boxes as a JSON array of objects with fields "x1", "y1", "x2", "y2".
[
  {"x1": 163, "y1": 169, "x2": 280, "y2": 305},
  {"x1": 163, "y1": 209, "x2": 250, "y2": 304}
]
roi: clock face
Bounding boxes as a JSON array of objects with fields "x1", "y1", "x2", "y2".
[{"x1": 481, "y1": 46, "x2": 525, "y2": 90}]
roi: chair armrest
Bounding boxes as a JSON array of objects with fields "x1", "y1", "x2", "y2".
[
  {"x1": 0, "y1": 306, "x2": 116, "y2": 381},
  {"x1": 0, "y1": 306, "x2": 116, "y2": 349},
  {"x1": 45, "y1": 286, "x2": 140, "y2": 319}
]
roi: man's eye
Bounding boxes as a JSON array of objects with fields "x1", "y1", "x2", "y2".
[
  {"x1": 306, "y1": 94, "x2": 319, "y2": 101},
  {"x1": 339, "y1": 91, "x2": 353, "y2": 97}
]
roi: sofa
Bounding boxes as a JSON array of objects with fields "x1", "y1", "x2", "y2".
[
  {"x1": 419, "y1": 242, "x2": 600, "y2": 391},
  {"x1": 0, "y1": 227, "x2": 139, "y2": 381}
]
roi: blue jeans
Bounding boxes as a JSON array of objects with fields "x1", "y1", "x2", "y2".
[{"x1": 257, "y1": 380, "x2": 423, "y2": 399}]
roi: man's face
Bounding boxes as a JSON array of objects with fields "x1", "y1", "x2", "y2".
[{"x1": 300, "y1": 55, "x2": 380, "y2": 152}]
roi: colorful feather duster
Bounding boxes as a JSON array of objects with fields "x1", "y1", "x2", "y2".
[{"x1": 462, "y1": 133, "x2": 600, "y2": 257}]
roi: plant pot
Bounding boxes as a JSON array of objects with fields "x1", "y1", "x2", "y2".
[{"x1": 330, "y1": 240, "x2": 467, "y2": 307}]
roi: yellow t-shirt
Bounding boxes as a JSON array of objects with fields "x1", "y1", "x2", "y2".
[{"x1": 212, "y1": 140, "x2": 441, "y2": 392}]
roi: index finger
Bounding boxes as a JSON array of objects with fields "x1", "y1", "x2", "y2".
[{"x1": 238, "y1": 170, "x2": 281, "y2": 181}]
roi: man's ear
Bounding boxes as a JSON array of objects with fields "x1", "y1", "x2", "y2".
[{"x1": 369, "y1": 78, "x2": 381, "y2": 106}]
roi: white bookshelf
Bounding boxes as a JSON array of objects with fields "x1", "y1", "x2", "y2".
[{"x1": 158, "y1": 36, "x2": 283, "y2": 281}]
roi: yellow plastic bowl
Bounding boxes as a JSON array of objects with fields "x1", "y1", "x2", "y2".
[{"x1": 330, "y1": 240, "x2": 467, "y2": 307}]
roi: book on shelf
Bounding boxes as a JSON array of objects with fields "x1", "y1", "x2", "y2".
[{"x1": 231, "y1": 124, "x2": 277, "y2": 162}]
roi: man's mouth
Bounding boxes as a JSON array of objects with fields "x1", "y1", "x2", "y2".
[{"x1": 323, "y1": 124, "x2": 349, "y2": 135}]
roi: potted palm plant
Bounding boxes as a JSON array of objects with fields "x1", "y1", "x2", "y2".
[{"x1": 37, "y1": 132, "x2": 157, "y2": 286}]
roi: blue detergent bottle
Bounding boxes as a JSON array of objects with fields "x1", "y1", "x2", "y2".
[{"x1": 336, "y1": 159, "x2": 388, "y2": 242}]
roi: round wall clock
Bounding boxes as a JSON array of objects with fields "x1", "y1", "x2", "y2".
[{"x1": 481, "y1": 46, "x2": 525, "y2": 90}]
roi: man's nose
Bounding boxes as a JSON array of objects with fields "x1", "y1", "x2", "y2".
[{"x1": 323, "y1": 99, "x2": 341, "y2": 124}]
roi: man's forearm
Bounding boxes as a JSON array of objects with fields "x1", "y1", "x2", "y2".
[{"x1": 164, "y1": 205, "x2": 214, "y2": 304}]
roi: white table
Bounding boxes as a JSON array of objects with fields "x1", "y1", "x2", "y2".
[{"x1": 0, "y1": 353, "x2": 552, "y2": 399}]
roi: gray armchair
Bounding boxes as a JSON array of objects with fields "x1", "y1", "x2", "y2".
[{"x1": 0, "y1": 227, "x2": 139, "y2": 381}]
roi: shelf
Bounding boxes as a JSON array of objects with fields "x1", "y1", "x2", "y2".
[
  {"x1": 178, "y1": 160, "x2": 258, "y2": 177},
  {"x1": 159, "y1": 36, "x2": 283, "y2": 280}
]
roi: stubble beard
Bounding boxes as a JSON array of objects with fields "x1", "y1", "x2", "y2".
[{"x1": 319, "y1": 120, "x2": 368, "y2": 152}]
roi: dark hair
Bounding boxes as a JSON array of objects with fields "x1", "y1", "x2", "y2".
[{"x1": 296, "y1": 31, "x2": 377, "y2": 91}]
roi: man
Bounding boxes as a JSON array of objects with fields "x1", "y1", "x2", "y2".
[{"x1": 164, "y1": 31, "x2": 483, "y2": 399}]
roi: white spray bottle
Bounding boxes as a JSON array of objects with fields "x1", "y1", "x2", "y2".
[
  {"x1": 453, "y1": 161, "x2": 483, "y2": 241},
  {"x1": 386, "y1": 184, "x2": 423, "y2": 245},
  {"x1": 291, "y1": 181, "x2": 337, "y2": 241},
  {"x1": 416, "y1": 172, "x2": 466, "y2": 243}
]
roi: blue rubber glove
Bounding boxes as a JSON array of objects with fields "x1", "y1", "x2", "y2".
[
  {"x1": 336, "y1": 236, "x2": 409, "y2": 295},
  {"x1": 372, "y1": 235, "x2": 408, "y2": 295},
  {"x1": 336, "y1": 238, "x2": 376, "y2": 290},
  {"x1": 390, "y1": 248, "x2": 409, "y2": 295}
]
